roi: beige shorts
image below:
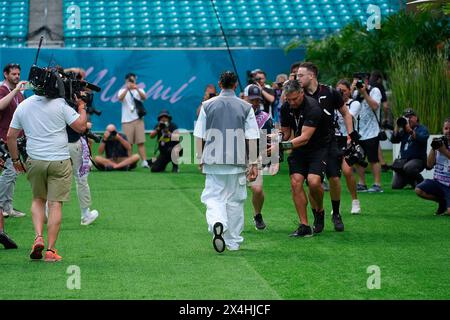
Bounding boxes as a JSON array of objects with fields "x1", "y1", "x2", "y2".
[
  {"x1": 122, "y1": 119, "x2": 146, "y2": 144},
  {"x1": 26, "y1": 158, "x2": 72, "y2": 202}
]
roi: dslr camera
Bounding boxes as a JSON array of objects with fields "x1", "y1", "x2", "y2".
[
  {"x1": 431, "y1": 136, "x2": 449, "y2": 150},
  {"x1": 0, "y1": 140, "x2": 10, "y2": 165},
  {"x1": 396, "y1": 116, "x2": 409, "y2": 129},
  {"x1": 353, "y1": 72, "x2": 368, "y2": 89},
  {"x1": 344, "y1": 142, "x2": 368, "y2": 168}
]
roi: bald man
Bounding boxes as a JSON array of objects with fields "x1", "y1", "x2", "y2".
[{"x1": 94, "y1": 124, "x2": 140, "y2": 171}]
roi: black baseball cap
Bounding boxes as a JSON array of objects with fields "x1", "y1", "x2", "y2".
[
  {"x1": 403, "y1": 108, "x2": 416, "y2": 117},
  {"x1": 247, "y1": 85, "x2": 263, "y2": 100}
]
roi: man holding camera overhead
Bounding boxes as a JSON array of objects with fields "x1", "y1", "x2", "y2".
[
  {"x1": 391, "y1": 108, "x2": 429, "y2": 189},
  {"x1": 118, "y1": 73, "x2": 149, "y2": 168},
  {"x1": 6, "y1": 71, "x2": 88, "y2": 262}
]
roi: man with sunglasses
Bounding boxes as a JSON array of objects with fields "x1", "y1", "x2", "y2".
[{"x1": 0, "y1": 63, "x2": 27, "y2": 249}]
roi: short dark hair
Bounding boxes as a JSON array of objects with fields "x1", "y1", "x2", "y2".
[
  {"x1": 336, "y1": 79, "x2": 351, "y2": 89},
  {"x1": 3, "y1": 63, "x2": 21, "y2": 75},
  {"x1": 299, "y1": 62, "x2": 318, "y2": 77},
  {"x1": 370, "y1": 70, "x2": 383, "y2": 82},
  {"x1": 254, "y1": 69, "x2": 266, "y2": 77},
  {"x1": 283, "y1": 80, "x2": 303, "y2": 94},
  {"x1": 290, "y1": 61, "x2": 301, "y2": 73},
  {"x1": 125, "y1": 73, "x2": 136, "y2": 80},
  {"x1": 219, "y1": 71, "x2": 237, "y2": 89}
]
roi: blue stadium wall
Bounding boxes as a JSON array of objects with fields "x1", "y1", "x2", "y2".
[{"x1": 0, "y1": 47, "x2": 305, "y2": 131}]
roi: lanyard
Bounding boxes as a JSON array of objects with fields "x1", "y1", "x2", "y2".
[{"x1": 2, "y1": 83, "x2": 19, "y2": 107}]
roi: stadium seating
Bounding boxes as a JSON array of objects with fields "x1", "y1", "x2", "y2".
[
  {"x1": 1, "y1": 0, "x2": 405, "y2": 49},
  {"x1": 0, "y1": 0, "x2": 29, "y2": 48}
]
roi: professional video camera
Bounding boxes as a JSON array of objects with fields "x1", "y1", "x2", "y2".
[
  {"x1": 344, "y1": 142, "x2": 368, "y2": 168},
  {"x1": 27, "y1": 37, "x2": 101, "y2": 108},
  {"x1": 431, "y1": 136, "x2": 449, "y2": 150}
]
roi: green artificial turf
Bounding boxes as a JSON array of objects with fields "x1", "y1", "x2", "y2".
[{"x1": 1, "y1": 140, "x2": 449, "y2": 300}]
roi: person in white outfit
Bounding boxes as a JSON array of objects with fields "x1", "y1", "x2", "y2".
[{"x1": 194, "y1": 71, "x2": 259, "y2": 253}]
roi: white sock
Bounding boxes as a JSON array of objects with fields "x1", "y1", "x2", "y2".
[{"x1": 81, "y1": 207, "x2": 90, "y2": 219}]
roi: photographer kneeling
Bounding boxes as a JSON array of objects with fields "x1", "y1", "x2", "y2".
[
  {"x1": 415, "y1": 118, "x2": 450, "y2": 215},
  {"x1": 390, "y1": 108, "x2": 429, "y2": 189},
  {"x1": 95, "y1": 124, "x2": 139, "y2": 171},
  {"x1": 149, "y1": 109, "x2": 182, "y2": 173}
]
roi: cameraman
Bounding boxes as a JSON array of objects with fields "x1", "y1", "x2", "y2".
[
  {"x1": 7, "y1": 77, "x2": 88, "y2": 262},
  {"x1": 149, "y1": 109, "x2": 182, "y2": 173},
  {"x1": 118, "y1": 73, "x2": 149, "y2": 168},
  {"x1": 391, "y1": 108, "x2": 429, "y2": 189},
  {"x1": 95, "y1": 124, "x2": 139, "y2": 171},
  {"x1": 415, "y1": 118, "x2": 450, "y2": 215},
  {"x1": 245, "y1": 69, "x2": 275, "y2": 114},
  {"x1": 352, "y1": 71, "x2": 383, "y2": 193},
  {"x1": 0, "y1": 63, "x2": 27, "y2": 221}
]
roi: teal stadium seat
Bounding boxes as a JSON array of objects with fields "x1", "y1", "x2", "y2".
[{"x1": 61, "y1": 0, "x2": 406, "y2": 48}]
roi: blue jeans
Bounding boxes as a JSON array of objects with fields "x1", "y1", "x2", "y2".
[{"x1": 0, "y1": 158, "x2": 17, "y2": 213}]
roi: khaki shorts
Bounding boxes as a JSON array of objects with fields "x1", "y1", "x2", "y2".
[
  {"x1": 122, "y1": 119, "x2": 146, "y2": 144},
  {"x1": 26, "y1": 158, "x2": 72, "y2": 202}
]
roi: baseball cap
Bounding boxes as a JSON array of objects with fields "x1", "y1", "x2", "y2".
[
  {"x1": 157, "y1": 109, "x2": 172, "y2": 121},
  {"x1": 247, "y1": 84, "x2": 262, "y2": 100},
  {"x1": 403, "y1": 108, "x2": 416, "y2": 117}
]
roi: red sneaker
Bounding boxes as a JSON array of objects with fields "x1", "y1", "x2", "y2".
[
  {"x1": 44, "y1": 249, "x2": 62, "y2": 262},
  {"x1": 29, "y1": 236, "x2": 45, "y2": 260}
]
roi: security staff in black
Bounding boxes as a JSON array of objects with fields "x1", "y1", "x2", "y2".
[
  {"x1": 279, "y1": 80, "x2": 330, "y2": 238},
  {"x1": 297, "y1": 62, "x2": 357, "y2": 233}
]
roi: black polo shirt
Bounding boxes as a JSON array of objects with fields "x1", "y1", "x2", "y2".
[
  {"x1": 280, "y1": 95, "x2": 329, "y2": 152},
  {"x1": 305, "y1": 84, "x2": 344, "y2": 136}
]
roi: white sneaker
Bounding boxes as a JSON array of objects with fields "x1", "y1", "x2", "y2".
[
  {"x1": 141, "y1": 160, "x2": 150, "y2": 168},
  {"x1": 7, "y1": 208, "x2": 26, "y2": 218},
  {"x1": 1, "y1": 210, "x2": 8, "y2": 218},
  {"x1": 226, "y1": 244, "x2": 240, "y2": 251},
  {"x1": 81, "y1": 210, "x2": 99, "y2": 226},
  {"x1": 351, "y1": 200, "x2": 361, "y2": 214}
]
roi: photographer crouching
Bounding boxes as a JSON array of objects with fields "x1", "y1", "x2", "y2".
[
  {"x1": 390, "y1": 108, "x2": 429, "y2": 189},
  {"x1": 6, "y1": 66, "x2": 88, "y2": 262},
  {"x1": 149, "y1": 109, "x2": 182, "y2": 173},
  {"x1": 415, "y1": 118, "x2": 450, "y2": 215}
]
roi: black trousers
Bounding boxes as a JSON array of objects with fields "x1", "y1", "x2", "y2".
[{"x1": 151, "y1": 147, "x2": 178, "y2": 172}]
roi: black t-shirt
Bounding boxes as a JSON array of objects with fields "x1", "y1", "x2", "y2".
[
  {"x1": 280, "y1": 95, "x2": 329, "y2": 151},
  {"x1": 305, "y1": 84, "x2": 344, "y2": 136},
  {"x1": 104, "y1": 134, "x2": 129, "y2": 159},
  {"x1": 67, "y1": 125, "x2": 81, "y2": 143},
  {"x1": 153, "y1": 122, "x2": 179, "y2": 151}
]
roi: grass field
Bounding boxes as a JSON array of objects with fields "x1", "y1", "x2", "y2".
[{"x1": 1, "y1": 139, "x2": 449, "y2": 300}]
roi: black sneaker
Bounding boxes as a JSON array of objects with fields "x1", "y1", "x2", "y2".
[
  {"x1": 172, "y1": 165, "x2": 179, "y2": 173},
  {"x1": 289, "y1": 224, "x2": 313, "y2": 238},
  {"x1": 331, "y1": 213, "x2": 345, "y2": 232},
  {"x1": 435, "y1": 200, "x2": 447, "y2": 216},
  {"x1": 0, "y1": 231, "x2": 18, "y2": 249},
  {"x1": 254, "y1": 213, "x2": 266, "y2": 230},
  {"x1": 212, "y1": 222, "x2": 225, "y2": 253},
  {"x1": 313, "y1": 210, "x2": 325, "y2": 234}
]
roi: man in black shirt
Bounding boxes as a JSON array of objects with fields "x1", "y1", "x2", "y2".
[
  {"x1": 149, "y1": 109, "x2": 182, "y2": 173},
  {"x1": 297, "y1": 62, "x2": 357, "y2": 233},
  {"x1": 95, "y1": 124, "x2": 139, "y2": 171},
  {"x1": 279, "y1": 80, "x2": 329, "y2": 237}
]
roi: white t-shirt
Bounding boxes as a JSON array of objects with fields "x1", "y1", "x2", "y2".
[
  {"x1": 355, "y1": 87, "x2": 382, "y2": 140},
  {"x1": 118, "y1": 88, "x2": 146, "y2": 123},
  {"x1": 194, "y1": 105, "x2": 259, "y2": 174},
  {"x1": 10, "y1": 95, "x2": 80, "y2": 161},
  {"x1": 336, "y1": 99, "x2": 361, "y2": 136}
]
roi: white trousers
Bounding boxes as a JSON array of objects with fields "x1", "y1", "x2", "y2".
[
  {"x1": 68, "y1": 139, "x2": 92, "y2": 211},
  {"x1": 201, "y1": 173, "x2": 247, "y2": 249}
]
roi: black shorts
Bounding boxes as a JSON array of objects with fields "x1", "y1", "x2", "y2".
[
  {"x1": 287, "y1": 147, "x2": 328, "y2": 179},
  {"x1": 325, "y1": 137, "x2": 344, "y2": 178},
  {"x1": 359, "y1": 136, "x2": 380, "y2": 163}
]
